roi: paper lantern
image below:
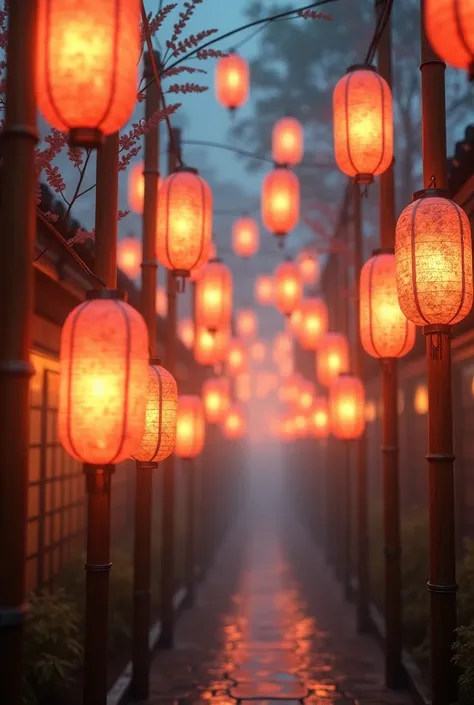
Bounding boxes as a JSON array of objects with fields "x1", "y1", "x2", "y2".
[
  {"x1": 235, "y1": 373, "x2": 252, "y2": 403},
  {"x1": 310, "y1": 397, "x2": 330, "y2": 439},
  {"x1": 297, "y1": 250, "x2": 320, "y2": 285},
  {"x1": 236, "y1": 309, "x2": 258, "y2": 339},
  {"x1": 215, "y1": 53, "x2": 249, "y2": 111},
  {"x1": 128, "y1": 162, "x2": 162, "y2": 214},
  {"x1": 333, "y1": 64, "x2": 393, "y2": 183},
  {"x1": 189, "y1": 241, "x2": 216, "y2": 283},
  {"x1": 293, "y1": 413, "x2": 309, "y2": 439},
  {"x1": 278, "y1": 373, "x2": 302, "y2": 405},
  {"x1": 425, "y1": 0, "x2": 474, "y2": 78},
  {"x1": 274, "y1": 259, "x2": 303, "y2": 316},
  {"x1": 133, "y1": 360, "x2": 178, "y2": 464},
  {"x1": 273, "y1": 331, "x2": 293, "y2": 365},
  {"x1": 156, "y1": 168, "x2": 213, "y2": 278},
  {"x1": 414, "y1": 384, "x2": 429, "y2": 415},
  {"x1": 155, "y1": 286, "x2": 167, "y2": 316},
  {"x1": 250, "y1": 340, "x2": 266, "y2": 362},
  {"x1": 227, "y1": 339, "x2": 248, "y2": 376},
  {"x1": 194, "y1": 325, "x2": 230, "y2": 366},
  {"x1": 175, "y1": 395, "x2": 205, "y2": 459},
  {"x1": 395, "y1": 189, "x2": 473, "y2": 327},
  {"x1": 255, "y1": 275, "x2": 274, "y2": 306},
  {"x1": 36, "y1": 0, "x2": 140, "y2": 146},
  {"x1": 178, "y1": 318, "x2": 194, "y2": 349},
  {"x1": 329, "y1": 374, "x2": 365, "y2": 440},
  {"x1": 272, "y1": 117, "x2": 304, "y2": 167},
  {"x1": 59, "y1": 290, "x2": 148, "y2": 464},
  {"x1": 232, "y1": 217, "x2": 259, "y2": 258},
  {"x1": 317, "y1": 332, "x2": 349, "y2": 388},
  {"x1": 195, "y1": 259, "x2": 233, "y2": 332},
  {"x1": 262, "y1": 167, "x2": 300, "y2": 240},
  {"x1": 222, "y1": 404, "x2": 246, "y2": 440},
  {"x1": 365, "y1": 401, "x2": 377, "y2": 423},
  {"x1": 117, "y1": 236, "x2": 141, "y2": 279},
  {"x1": 202, "y1": 376, "x2": 230, "y2": 424},
  {"x1": 297, "y1": 380, "x2": 314, "y2": 411},
  {"x1": 299, "y1": 298, "x2": 329, "y2": 350},
  {"x1": 287, "y1": 307, "x2": 303, "y2": 338},
  {"x1": 360, "y1": 250, "x2": 416, "y2": 358}
]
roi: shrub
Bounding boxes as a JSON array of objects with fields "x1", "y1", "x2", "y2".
[{"x1": 453, "y1": 625, "x2": 474, "y2": 704}]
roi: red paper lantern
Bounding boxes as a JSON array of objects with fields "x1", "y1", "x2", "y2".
[
  {"x1": 299, "y1": 298, "x2": 328, "y2": 351},
  {"x1": 128, "y1": 161, "x2": 162, "y2": 215},
  {"x1": 156, "y1": 168, "x2": 213, "y2": 278},
  {"x1": 194, "y1": 325, "x2": 230, "y2": 367},
  {"x1": 255, "y1": 275, "x2": 274, "y2": 306},
  {"x1": 272, "y1": 117, "x2": 304, "y2": 167},
  {"x1": 215, "y1": 53, "x2": 249, "y2": 111},
  {"x1": 202, "y1": 376, "x2": 231, "y2": 424},
  {"x1": 189, "y1": 240, "x2": 216, "y2": 283},
  {"x1": 133, "y1": 360, "x2": 178, "y2": 464},
  {"x1": 293, "y1": 413, "x2": 309, "y2": 439},
  {"x1": 317, "y1": 332, "x2": 349, "y2": 388},
  {"x1": 36, "y1": 0, "x2": 140, "y2": 146},
  {"x1": 425, "y1": 0, "x2": 474, "y2": 78},
  {"x1": 59, "y1": 290, "x2": 148, "y2": 464},
  {"x1": 333, "y1": 65, "x2": 393, "y2": 183},
  {"x1": 297, "y1": 250, "x2": 320, "y2": 285},
  {"x1": 232, "y1": 217, "x2": 259, "y2": 258},
  {"x1": 178, "y1": 318, "x2": 195, "y2": 349},
  {"x1": 262, "y1": 167, "x2": 300, "y2": 240},
  {"x1": 329, "y1": 374, "x2": 365, "y2": 440},
  {"x1": 227, "y1": 339, "x2": 248, "y2": 377},
  {"x1": 117, "y1": 236, "x2": 141, "y2": 279},
  {"x1": 222, "y1": 404, "x2": 246, "y2": 439},
  {"x1": 235, "y1": 373, "x2": 252, "y2": 403},
  {"x1": 250, "y1": 340, "x2": 266, "y2": 362},
  {"x1": 395, "y1": 189, "x2": 473, "y2": 326},
  {"x1": 274, "y1": 259, "x2": 303, "y2": 316},
  {"x1": 360, "y1": 250, "x2": 416, "y2": 358},
  {"x1": 297, "y1": 379, "x2": 314, "y2": 412},
  {"x1": 155, "y1": 286, "x2": 167, "y2": 316},
  {"x1": 175, "y1": 395, "x2": 206, "y2": 459},
  {"x1": 195, "y1": 259, "x2": 233, "y2": 332},
  {"x1": 310, "y1": 397, "x2": 330, "y2": 439},
  {"x1": 236, "y1": 309, "x2": 258, "y2": 339}
]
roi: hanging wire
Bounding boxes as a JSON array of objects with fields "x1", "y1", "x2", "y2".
[{"x1": 364, "y1": 0, "x2": 394, "y2": 65}]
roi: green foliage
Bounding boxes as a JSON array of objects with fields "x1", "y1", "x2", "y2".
[
  {"x1": 23, "y1": 589, "x2": 83, "y2": 705},
  {"x1": 453, "y1": 625, "x2": 474, "y2": 704}
]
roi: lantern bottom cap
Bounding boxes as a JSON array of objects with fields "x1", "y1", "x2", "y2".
[
  {"x1": 69, "y1": 127, "x2": 104, "y2": 148},
  {"x1": 172, "y1": 268, "x2": 190, "y2": 278},
  {"x1": 134, "y1": 460, "x2": 159, "y2": 469},
  {"x1": 355, "y1": 173, "x2": 374, "y2": 185}
]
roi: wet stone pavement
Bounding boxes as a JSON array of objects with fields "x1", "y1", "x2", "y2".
[{"x1": 143, "y1": 513, "x2": 414, "y2": 705}]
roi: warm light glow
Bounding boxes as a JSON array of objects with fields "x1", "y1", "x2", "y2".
[
  {"x1": 395, "y1": 192, "x2": 473, "y2": 326},
  {"x1": 178, "y1": 318, "x2": 195, "y2": 349},
  {"x1": 317, "y1": 332, "x2": 350, "y2": 388},
  {"x1": 155, "y1": 286, "x2": 167, "y2": 316},
  {"x1": 360, "y1": 251, "x2": 416, "y2": 358},
  {"x1": 293, "y1": 413, "x2": 309, "y2": 439},
  {"x1": 117, "y1": 236, "x2": 141, "y2": 279},
  {"x1": 189, "y1": 240, "x2": 216, "y2": 282},
  {"x1": 297, "y1": 251, "x2": 320, "y2": 286},
  {"x1": 59, "y1": 295, "x2": 148, "y2": 464},
  {"x1": 255, "y1": 275, "x2": 274, "y2": 306},
  {"x1": 272, "y1": 117, "x2": 304, "y2": 167},
  {"x1": 215, "y1": 53, "x2": 249, "y2": 110},
  {"x1": 278, "y1": 373, "x2": 303, "y2": 405},
  {"x1": 202, "y1": 376, "x2": 230, "y2": 424},
  {"x1": 196, "y1": 259, "x2": 233, "y2": 331},
  {"x1": 310, "y1": 397, "x2": 330, "y2": 439},
  {"x1": 222, "y1": 404, "x2": 246, "y2": 439},
  {"x1": 297, "y1": 380, "x2": 314, "y2": 411},
  {"x1": 298, "y1": 298, "x2": 328, "y2": 351},
  {"x1": 175, "y1": 395, "x2": 206, "y2": 458},
  {"x1": 414, "y1": 384, "x2": 429, "y2": 415},
  {"x1": 250, "y1": 340, "x2": 266, "y2": 362},
  {"x1": 232, "y1": 217, "x2": 259, "y2": 258},
  {"x1": 329, "y1": 374, "x2": 365, "y2": 440},
  {"x1": 333, "y1": 65, "x2": 393, "y2": 182},
  {"x1": 425, "y1": 0, "x2": 474, "y2": 76},
  {"x1": 128, "y1": 162, "x2": 162, "y2": 215},
  {"x1": 288, "y1": 307, "x2": 304, "y2": 338},
  {"x1": 236, "y1": 309, "x2": 258, "y2": 339},
  {"x1": 262, "y1": 167, "x2": 300, "y2": 238},
  {"x1": 274, "y1": 260, "x2": 303, "y2": 316},
  {"x1": 133, "y1": 362, "x2": 178, "y2": 463},
  {"x1": 36, "y1": 0, "x2": 139, "y2": 143},
  {"x1": 156, "y1": 169, "x2": 213, "y2": 276},
  {"x1": 235, "y1": 373, "x2": 252, "y2": 403},
  {"x1": 365, "y1": 400, "x2": 376, "y2": 423},
  {"x1": 227, "y1": 339, "x2": 248, "y2": 377},
  {"x1": 194, "y1": 325, "x2": 230, "y2": 366}
]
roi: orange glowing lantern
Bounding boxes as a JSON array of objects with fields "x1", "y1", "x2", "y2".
[
  {"x1": 155, "y1": 286, "x2": 167, "y2": 316},
  {"x1": 236, "y1": 309, "x2": 258, "y2": 339},
  {"x1": 279, "y1": 415, "x2": 296, "y2": 442},
  {"x1": 255, "y1": 275, "x2": 274, "y2": 306},
  {"x1": 117, "y1": 236, "x2": 141, "y2": 279},
  {"x1": 297, "y1": 250, "x2": 320, "y2": 286},
  {"x1": 128, "y1": 162, "x2": 162, "y2": 215},
  {"x1": 215, "y1": 52, "x2": 249, "y2": 111},
  {"x1": 293, "y1": 413, "x2": 309, "y2": 439},
  {"x1": 195, "y1": 259, "x2": 233, "y2": 332},
  {"x1": 299, "y1": 298, "x2": 329, "y2": 351},
  {"x1": 178, "y1": 318, "x2": 195, "y2": 349},
  {"x1": 232, "y1": 217, "x2": 259, "y2": 258},
  {"x1": 156, "y1": 168, "x2": 213, "y2": 278},
  {"x1": 333, "y1": 65, "x2": 393, "y2": 183},
  {"x1": 272, "y1": 117, "x2": 304, "y2": 167},
  {"x1": 202, "y1": 376, "x2": 231, "y2": 424},
  {"x1": 133, "y1": 360, "x2": 178, "y2": 464},
  {"x1": 425, "y1": 0, "x2": 474, "y2": 78},
  {"x1": 297, "y1": 380, "x2": 314, "y2": 412},
  {"x1": 360, "y1": 249, "x2": 416, "y2": 358},
  {"x1": 310, "y1": 397, "x2": 330, "y2": 439},
  {"x1": 262, "y1": 167, "x2": 300, "y2": 241},
  {"x1": 227, "y1": 339, "x2": 248, "y2": 377},
  {"x1": 329, "y1": 374, "x2": 365, "y2": 440},
  {"x1": 175, "y1": 395, "x2": 206, "y2": 458},
  {"x1": 235, "y1": 373, "x2": 252, "y2": 403},
  {"x1": 36, "y1": 0, "x2": 140, "y2": 147},
  {"x1": 194, "y1": 325, "x2": 230, "y2": 366},
  {"x1": 395, "y1": 188, "x2": 473, "y2": 326},
  {"x1": 288, "y1": 306, "x2": 304, "y2": 338},
  {"x1": 274, "y1": 259, "x2": 303, "y2": 316},
  {"x1": 190, "y1": 240, "x2": 216, "y2": 283},
  {"x1": 250, "y1": 340, "x2": 266, "y2": 362},
  {"x1": 278, "y1": 373, "x2": 302, "y2": 405},
  {"x1": 222, "y1": 404, "x2": 246, "y2": 440},
  {"x1": 59, "y1": 290, "x2": 148, "y2": 464},
  {"x1": 317, "y1": 332, "x2": 350, "y2": 388}
]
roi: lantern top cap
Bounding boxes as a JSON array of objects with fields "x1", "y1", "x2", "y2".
[
  {"x1": 176, "y1": 165, "x2": 199, "y2": 176},
  {"x1": 346, "y1": 63, "x2": 377, "y2": 74},
  {"x1": 86, "y1": 288, "x2": 127, "y2": 302},
  {"x1": 209, "y1": 256, "x2": 222, "y2": 263},
  {"x1": 371, "y1": 247, "x2": 394, "y2": 256},
  {"x1": 412, "y1": 187, "x2": 450, "y2": 201},
  {"x1": 149, "y1": 357, "x2": 163, "y2": 366}
]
